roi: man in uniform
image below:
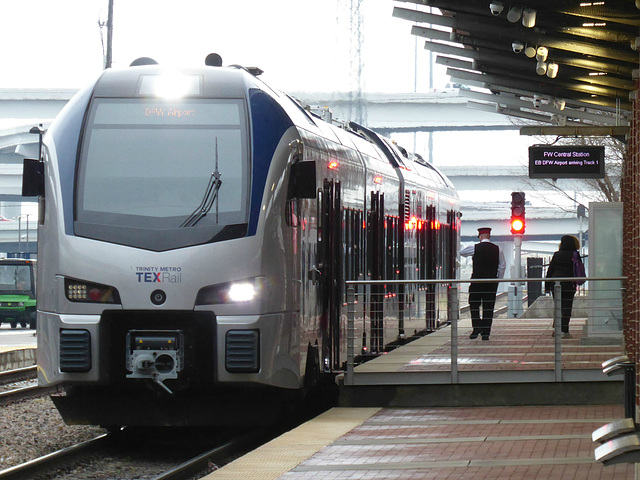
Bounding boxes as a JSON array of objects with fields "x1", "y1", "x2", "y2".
[{"x1": 460, "y1": 227, "x2": 506, "y2": 340}]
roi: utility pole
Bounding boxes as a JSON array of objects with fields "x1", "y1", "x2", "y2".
[{"x1": 105, "y1": 0, "x2": 114, "y2": 69}]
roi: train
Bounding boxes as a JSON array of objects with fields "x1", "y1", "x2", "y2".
[
  {"x1": 0, "y1": 258, "x2": 37, "y2": 329},
  {"x1": 23, "y1": 54, "x2": 460, "y2": 427}
]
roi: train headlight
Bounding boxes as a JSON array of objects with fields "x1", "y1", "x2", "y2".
[
  {"x1": 228, "y1": 282, "x2": 256, "y2": 302},
  {"x1": 139, "y1": 73, "x2": 202, "y2": 98},
  {"x1": 195, "y1": 277, "x2": 264, "y2": 305},
  {"x1": 65, "y1": 278, "x2": 121, "y2": 304}
]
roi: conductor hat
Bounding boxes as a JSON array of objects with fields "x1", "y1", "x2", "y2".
[{"x1": 477, "y1": 227, "x2": 492, "y2": 236}]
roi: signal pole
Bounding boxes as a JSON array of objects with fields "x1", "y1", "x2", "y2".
[{"x1": 508, "y1": 192, "x2": 526, "y2": 317}]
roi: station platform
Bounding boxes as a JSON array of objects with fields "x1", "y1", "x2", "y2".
[
  {"x1": 339, "y1": 314, "x2": 625, "y2": 408},
  {"x1": 204, "y1": 405, "x2": 633, "y2": 479},
  {"x1": 0, "y1": 347, "x2": 35, "y2": 370},
  {"x1": 0, "y1": 327, "x2": 36, "y2": 369}
]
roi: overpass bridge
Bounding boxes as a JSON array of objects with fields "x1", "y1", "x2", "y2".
[{"x1": 0, "y1": 88, "x2": 598, "y2": 259}]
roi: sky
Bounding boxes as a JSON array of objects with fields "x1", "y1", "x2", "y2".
[
  {"x1": 0, "y1": 0, "x2": 577, "y2": 209},
  {"x1": 0, "y1": 0, "x2": 447, "y2": 93}
]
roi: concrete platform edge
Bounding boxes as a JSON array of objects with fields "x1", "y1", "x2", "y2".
[
  {"x1": 0, "y1": 347, "x2": 36, "y2": 370},
  {"x1": 338, "y1": 381, "x2": 624, "y2": 408},
  {"x1": 204, "y1": 407, "x2": 380, "y2": 480}
]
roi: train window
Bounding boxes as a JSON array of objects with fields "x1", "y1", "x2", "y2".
[{"x1": 75, "y1": 98, "x2": 249, "y2": 251}]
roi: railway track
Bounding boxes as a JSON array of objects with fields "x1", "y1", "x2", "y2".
[
  {"x1": 0, "y1": 426, "x2": 274, "y2": 480},
  {"x1": 152, "y1": 429, "x2": 273, "y2": 480},
  {"x1": 0, "y1": 366, "x2": 59, "y2": 404},
  {"x1": 0, "y1": 366, "x2": 36, "y2": 386},
  {"x1": 0, "y1": 434, "x2": 109, "y2": 480}
]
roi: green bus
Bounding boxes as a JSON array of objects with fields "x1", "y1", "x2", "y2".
[{"x1": 0, "y1": 258, "x2": 36, "y2": 329}]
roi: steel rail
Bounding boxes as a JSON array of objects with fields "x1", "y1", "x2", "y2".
[
  {"x1": 0, "y1": 366, "x2": 36, "y2": 386},
  {"x1": 0, "y1": 434, "x2": 110, "y2": 480},
  {"x1": 152, "y1": 428, "x2": 271, "y2": 480},
  {"x1": 0, "y1": 384, "x2": 59, "y2": 405}
]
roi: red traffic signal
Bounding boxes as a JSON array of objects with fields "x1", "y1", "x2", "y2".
[
  {"x1": 510, "y1": 217, "x2": 525, "y2": 234},
  {"x1": 510, "y1": 191, "x2": 525, "y2": 234}
]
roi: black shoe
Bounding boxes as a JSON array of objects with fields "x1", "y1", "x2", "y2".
[
  {"x1": 469, "y1": 333, "x2": 479, "y2": 339},
  {"x1": 482, "y1": 335, "x2": 489, "y2": 341}
]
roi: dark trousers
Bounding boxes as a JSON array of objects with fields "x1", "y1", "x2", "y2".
[
  {"x1": 552, "y1": 284, "x2": 576, "y2": 333},
  {"x1": 469, "y1": 282, "x2": 499, "y2": 336}
]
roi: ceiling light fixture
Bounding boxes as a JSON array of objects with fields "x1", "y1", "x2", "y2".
[
  {"x1": 536, "y1": 46, "x2": 548, "y2": 62},
  {"x1": 522, "y1": 7, "x2": 537, "y2": 27},
  {"x1": 507, "y1": 5, "x2": 522, "y2": 22},
  {"x1": 546, "y1": 62, "x2": 559, "y2": 78},
  {"x1": 536, "y1": 61, "x2": 548, "y2": 75},
  {"x1": 524, "y1": 45, "x2": 537, "y2": 58}
]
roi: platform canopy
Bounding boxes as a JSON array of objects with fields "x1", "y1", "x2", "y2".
[{"x1": 392, "y1": 0, "x2": 640, "y2": 135}]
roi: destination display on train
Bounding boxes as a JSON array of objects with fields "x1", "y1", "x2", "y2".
[{"x1": 528, "y1": 145, "x2": 605, "y2": 179}]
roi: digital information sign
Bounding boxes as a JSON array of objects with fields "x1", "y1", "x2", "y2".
[{"x1": 529, "y1": 145, "x2": 605, "y2": 179}]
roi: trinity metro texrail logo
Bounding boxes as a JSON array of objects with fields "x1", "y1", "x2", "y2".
[{"x1": 135, "y1": 266, "x2": 182, "y2": 283}]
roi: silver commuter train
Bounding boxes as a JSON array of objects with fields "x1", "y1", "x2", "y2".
[{"x1": 25, "y1": 56, "x2": 460, "y2": 426}]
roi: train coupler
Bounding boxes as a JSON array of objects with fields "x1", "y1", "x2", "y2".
[{"x1": 125, "y1": 330, "x2": 184, "y2": 394}]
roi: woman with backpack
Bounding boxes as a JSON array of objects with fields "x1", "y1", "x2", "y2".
[{"x1": 545, "y1": 235, "x2": 584, "y2": 338}]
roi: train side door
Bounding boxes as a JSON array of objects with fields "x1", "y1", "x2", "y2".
[
  {"x1": 424, "y1": 205, "x2": 437, "y2": 331},
  {"x1": 368, "y1": 191, "x2": 385, "y2": 353},
  {"x1": 318, "y1": 179, "x2": 343, "y2": 372}
]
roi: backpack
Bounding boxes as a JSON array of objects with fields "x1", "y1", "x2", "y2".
[{"x1": 572, "y1": 251, "x2": 586, "y2": 285}]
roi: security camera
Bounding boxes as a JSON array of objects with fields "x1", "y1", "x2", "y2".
[
  {"x1": 512, "y1": 41, "x2": 524, "y2": 54},
  {"x1": 489, "y1": 2, "x2": 504, "y2": 15}
]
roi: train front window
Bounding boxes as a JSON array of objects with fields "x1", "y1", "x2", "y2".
[{"x1": 75, "y1": 98, "x2": 249, "y2": 251}]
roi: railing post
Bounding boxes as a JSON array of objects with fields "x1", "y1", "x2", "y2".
[
  {"x1": 345, "y1": 286, "x2": 355, "y2": 386},
  {"x1": 450, "y1": 283, "x2": 459, "y2": 383},
  {"x1": 553, "y1": 282, "x2": 562, "y2": 381}
]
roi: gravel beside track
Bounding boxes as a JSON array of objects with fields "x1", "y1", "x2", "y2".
[{"x1": 0, "y1": 396, "x2": 106, "y2": 471}]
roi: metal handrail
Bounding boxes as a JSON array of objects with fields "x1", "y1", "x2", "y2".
[
  {"x1": 346, "y1": 276, "x2": 626, "y2": 286},
  {"x1": 345, "y1": 276, "x2": 626, "y2": 386}
]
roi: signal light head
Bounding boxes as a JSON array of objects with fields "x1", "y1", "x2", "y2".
[
  {"x1": 510, "y1": 191, "x2": 526, "y2": 234},
  {"x1": 510, "y1": 218, "x2": 525, "y2": 234}
]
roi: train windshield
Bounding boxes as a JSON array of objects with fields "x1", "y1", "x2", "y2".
[{"x1": 75, "y1": 98, "x2": 250, "y2": 251}]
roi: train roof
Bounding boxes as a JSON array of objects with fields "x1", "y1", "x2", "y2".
[{"x1": 88, "y1": 58, "x2": 457, "y2": 197}]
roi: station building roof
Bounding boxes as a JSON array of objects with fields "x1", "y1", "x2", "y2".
[{"x1": 392, "y1": 0, "x2": 639, "y2": 134}]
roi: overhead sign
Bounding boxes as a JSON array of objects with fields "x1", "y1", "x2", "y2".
[{"x1": 529, "y1": 145, "x2": 605, "y2": 179}]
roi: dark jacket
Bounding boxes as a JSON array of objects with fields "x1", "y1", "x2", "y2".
[
  {"x1": 546, "y1": 249, "x2": 581, "y2": 292},
  {"x1": 472, "y1": 242, "x2": 499, "y2": 279}
]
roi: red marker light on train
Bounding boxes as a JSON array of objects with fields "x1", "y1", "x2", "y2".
[
  {"x1": 328, "y1": 161, "x2": 338, "y2": 169},
  {"x1": 88, "y1": 288, "x2": 103, "y2": 302}
]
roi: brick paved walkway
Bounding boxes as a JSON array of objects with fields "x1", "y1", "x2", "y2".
[
  {"x1": 281, "y1": 406, "x2": 633, "y2": 479},
  {"x1": 206, "y1": 406, "x2": 633, "y2": 480}
]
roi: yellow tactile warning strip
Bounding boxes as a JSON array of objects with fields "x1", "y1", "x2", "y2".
[{"x1": 203, "y1": 407, "x2": 380, "y2": 479}]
